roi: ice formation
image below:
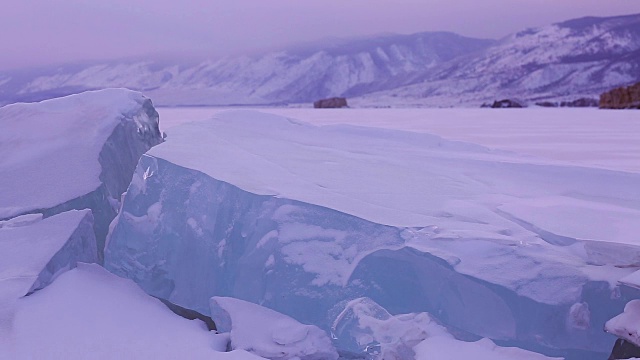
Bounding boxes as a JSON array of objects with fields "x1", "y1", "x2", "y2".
[
  {"x1": 605, "y1": 300, "x2": 640, "y2": 347},
  {"x1": 210, "y1": 296, "x2": 338, "y2": 360},
  {"x1": 105, "y1": 110, "x2": 640, "y2": 358},
  {"x1": 331, "y1": 297, "x2": 561, "y2": 360},
  {"x1": 0, "y1": 89, "x2": 163, "y2": 259},
  {"x1": 3, "y1": 264, "x2": 263, "y2": 360},
  {"x1": 0, "y1": 210, "x2": 96, "y2": 339}
]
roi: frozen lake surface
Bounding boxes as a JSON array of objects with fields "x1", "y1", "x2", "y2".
[{"x1": 158, "y1": 107, "x2": 640, "y2": 174}]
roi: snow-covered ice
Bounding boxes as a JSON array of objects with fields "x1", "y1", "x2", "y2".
[
  {"x1": 106, "y1": 109, "x2": 640, "y2": 357},
  {"x1": 210, "y1": 296, "x2": 338, "y2": 360},
  {"x1": 605, "y1": 300, "x2": 640, "y2": 347},
  {"x1": 413, "y1": 337, "x2": 561, "y2": 360},
  {"x1": 157, "y1": 107, "x2": 640, "y2": 174},
  {"x1": 0, "y1": 209, "x2": 96, "y2": 338},
  {"x1": 0, "y1": 89, "x2": 163, "y2": 258},
  {"x1": 2, "y1": 263, "x2": 263, "y2": 360}
]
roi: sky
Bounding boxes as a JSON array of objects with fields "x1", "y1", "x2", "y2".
[{"x1": 0, "y1": 0, "x2": 639, "y2": 70}]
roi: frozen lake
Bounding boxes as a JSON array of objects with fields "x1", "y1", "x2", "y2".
[{"x1": 158, "y1": 107, "x2": 640, "y2": 174}]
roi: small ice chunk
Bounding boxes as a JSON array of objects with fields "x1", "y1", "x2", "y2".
[
  {"x1": 605, "y1": 300, "x2": 640, "y2": 347},
  {"x1": 210, "y1": 296, "x2": 338, "y2": 360},
  {"x1": 331, "y1": 297, "x2": 451, "y2": 358}
]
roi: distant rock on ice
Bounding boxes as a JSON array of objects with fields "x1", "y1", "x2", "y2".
[
  {"x1": 210, "y1": 296, "x2": 338, "y2": 360},
  {"x1": 0, "y1": 89, "x2": 163, "y2": 259},
  {"x1": 104, "y1": 110, "x2": 640, "y2": 357}
]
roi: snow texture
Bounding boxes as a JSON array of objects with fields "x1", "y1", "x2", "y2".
[
  {"x1": 210, "y1": 296, "x2": 338, "y2": 360},
  {"x1": 105, "y1": 110, "x2": 640, "y2": 357},
  {"x1": 605, "y1": 300, "x2": 640, "y2": 347},
  {"x1": 0, "y1": 209, "x2": 96, "y2": 339},
  {"x1": 0, "y1": 88, "x2": 163, "y2": 259},
  {"x1": 2, "y1": 264, "x2": 263, "y2": 360}
]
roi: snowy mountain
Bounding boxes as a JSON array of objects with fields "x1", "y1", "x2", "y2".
[
  {"x1": 0, "y1": 32, "x2": 494, "y2": 106},
  {"x1": 360, "y1": 13, "x2": 640, "y2": 106},
  {"x1": 0, "y1": 13, "x2": 638, "y2": 107}
]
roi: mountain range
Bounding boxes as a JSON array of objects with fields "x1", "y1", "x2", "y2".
[{"x1": 0, "y1": 13, "x2": 638, "y2": 107}]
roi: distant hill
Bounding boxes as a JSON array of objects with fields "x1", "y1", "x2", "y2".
[{"x1": 1, "y1": 13, "x2": 639, "y2": 107}]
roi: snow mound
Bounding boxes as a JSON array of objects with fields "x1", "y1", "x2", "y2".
[
  {"x1": 210, "y1": 296, "x2": 338, "y2": 360},
  {"x1": 3, "y1": 264, "x2": 263, "y2": 360},
  {"x1": 0, "y1": 89, "x2": 163, "y2": 259},
  {"x1": 605, "y1": 300, "x2": 640, "y2": 347},
  {"x1": 414, "y1": 337, "x2": 562, "y2": 360}
]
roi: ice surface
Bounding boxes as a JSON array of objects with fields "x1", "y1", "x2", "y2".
[
  {"x1": 2, "y1": 263, "x2": 262, "y2": 360},
  {"x1": 0, "y1": 88, "x2": 163, "y2": 258},
  {"x1": 105, "y1": 110, "x2": 640, "y2": 357},
  {"x1": 330, "y1": 297, "x2": 561, "y2": 359},
  {"x1": 0, "y1": 209, "x2": 97, "y2": 338},
  {"x1": 210, "y1": 296, "x2": 338, "y2": 360},
  {"x1": 605, "y1": 300, "x2": 640, "y2": 347},
  {"x1": 157, "y1": 107, "x2": 640, "y2": 174}
]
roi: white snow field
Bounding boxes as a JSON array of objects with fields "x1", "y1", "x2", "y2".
[
  {"x1": 2, "y1": 264, "x2": 262, "y2": 360},
  {"x1": 0, "y1": 89, "x2": 163, "y2": 258},
  {"x1": 157, "y1": 107, "x2": 640, "y2": 173},
  {"x1": 106, "y1": 109, "x2": 640, "y2": 359}
]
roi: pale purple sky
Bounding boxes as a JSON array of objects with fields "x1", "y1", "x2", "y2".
[{"x1": 1, "y1": 0, "x2": 638, "y2": 70}]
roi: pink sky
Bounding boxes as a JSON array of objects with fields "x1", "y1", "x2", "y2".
[{"x1": 1, "y1": 0, "x2": 638, "y2": 70}]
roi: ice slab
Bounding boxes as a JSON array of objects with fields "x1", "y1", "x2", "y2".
[
  {"x1": 0, "y1": 210, "x2": 96, "y2": 298},
  {"x1": 3, "y1": 264, "x2": 263, "y2": 360},
  {"x1": 210, "y1": 296, "x2": 338, "y2": 360},
  {"x1": 0, "y1": 210, "x2": 97, "y2": 338},
  {"x1": 605, "y1": 300, "x2": 640, "y2": 347},
  {"x1": 105, "y1": 110, "x2": 640, "y2": 357},
  {"x1": 0, "y1": 88, "x2": 163, "y2": 258}
]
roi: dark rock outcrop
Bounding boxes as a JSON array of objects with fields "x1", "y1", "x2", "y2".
[
  {"x1": 314, "y1": 97, "x2": 348, "y2": 108},
  {"x1": 600, "y1": 82, "x2": 640, "y2": 109},
  {"x1": 482, "y1": 99, "x2": 526, "y2": 108},
  {"x1": 608, "y1": 339, "x2": 640, "y2": 360},
  {"x1": 536, "y1": 98, "x2": 599, "y2": 108}
]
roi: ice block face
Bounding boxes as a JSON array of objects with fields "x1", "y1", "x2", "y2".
[
  {"x1": 210, "y1": 296, "x2": 338, "y2": 360},
  {"x1": 0, "y1": 89, "x2": 163, "y2": 259},
  {"x1": 0, "y1": 209, "x2": 97, "y2": 337},
  {"x1": 105, "y1": 110, "x2": 640, "y2": 357}
]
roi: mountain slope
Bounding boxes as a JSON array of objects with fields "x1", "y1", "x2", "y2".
[
  {"x1": 358, "y1": 13, "x2": 640, "y2": 106},
  {"x1": 0, "y1": 32, "x2": 494, "y2": 106},
  {"x1": 1, "y1": 13, "x2": 639, "y2": 107}
]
